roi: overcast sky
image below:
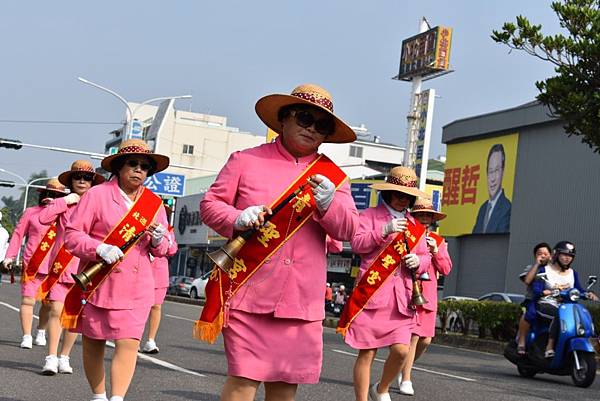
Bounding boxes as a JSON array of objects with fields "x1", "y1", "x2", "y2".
[{"x1": 0, "y1": 0, "x2": 560, "y2": 203}]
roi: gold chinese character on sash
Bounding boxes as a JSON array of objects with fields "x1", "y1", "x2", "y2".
[
  {"x1": 367, "y1": 270, "x2": 382, "y2": 285},
  {"x1": 405, "y1": 230, "x2": 416, "y2": 243},
  {"x1": 293, "y1": 193, "x2": 312, "y2": 213},
  {"x1": 229, "y1": 258, "x2": 247, "y2": 279},
  {"x1": 381, "y1": 254, "x2": 397, "y2": 269},
  {"x1": 52, "y1": 262, "x2": 63, "y2": 274},
  {"x1": 139, "y1": 217, "x2": 148, "y2": 226},
  {"x1": 132, "y1": 212, "x2": 140, "y2": 220},
  {"x1": 257, "y1": 222, "x2": 280, "y2": 248},
  {"x1": 119, "y1": 223, "x2": 136, "y2": 242},
  {"x1": 209, "y1": 268, "x2": 219, "y2": 281},
  {"x1": 47, "y1": 230, "x2": 56, "y2": 240},
  {"x1": 393, "y1": 241, "x2": 407, "y2": 255},
  {"x1": 40, "y1": 242, "x2": 50, "y2": 251}
]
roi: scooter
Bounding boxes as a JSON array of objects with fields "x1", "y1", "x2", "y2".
[{"x1": 504, "y1": 274, "x2": 598, "y2": 388}]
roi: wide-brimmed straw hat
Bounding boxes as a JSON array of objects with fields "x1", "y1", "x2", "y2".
[
  {"x1": 37, "y1": 178, "x2": 68, "y2": 194},
  {"x1": 370, "y1": 166, "x2": 429, "y2": 198},
  {"x1": 58, "y1": 160, "x2": 105, "y2": 186},
  {"x1": 101, "y1": 139, "x2": 169, "y2": 174},
  {"x1": 411, "y1": 197, "x2": 447, "y2": 221},
  {"x1": 255, "y1": 83, "x2": 356, "y2": 144}
]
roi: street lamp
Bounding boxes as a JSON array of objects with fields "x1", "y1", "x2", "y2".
[
  {"x1": 23, "y1": 177, "x2": 52, "y2": 213},
  {"x1": 0, "y1": 168, "x2": 27, "y2": 187},
  {"x1": 77, "y1": 77, "x2": 191, "y2": 140}
]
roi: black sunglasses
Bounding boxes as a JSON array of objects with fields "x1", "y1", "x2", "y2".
[
  {"x1": 126, "y1": 159, "x2": 152, "y2": 171},
  {"x1": 72, "y1": 173, "x2": 94, "y2": 182},
  {"x1": 290, "y1": 110, "x2": 335, "y2": 136}
]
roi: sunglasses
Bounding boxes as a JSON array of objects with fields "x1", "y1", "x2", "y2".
[
  {"x1": 72, "y1": 173, "x2": 94, "y2": 182},
  {"x1": 290, "y1": 110, "x2": 335, "y2": 136},
  {"x1": 43, "y1": 191, "x2": 65, "y2": 199},
  {"x1": 126, "y1": 159, "x2": 152, "y2": 171}
]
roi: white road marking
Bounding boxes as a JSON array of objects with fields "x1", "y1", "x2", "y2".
[
  {"x1": 331, "y1": 348, "x2": 477, "y2": 382},
  {"x1": 165, "y1": 313, "x2": 197, "y2": 323}
]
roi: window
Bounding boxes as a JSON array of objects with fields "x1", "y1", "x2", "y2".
[
  {"x1": 183, "y1": 144, "x2": 194, "y2": 155},
  {"x1": 349, "y1": 145, "x2": 363, "y2": 158}
]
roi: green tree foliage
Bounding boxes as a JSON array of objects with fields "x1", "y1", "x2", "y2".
[
  {"x1": 0, "y1": 170, "x2": 49, "y2": 232},
  {"x1": 491, "y1": 0, "x2": 600, "y2": 152}
]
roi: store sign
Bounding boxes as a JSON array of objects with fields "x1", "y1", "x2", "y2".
[
  {"x1": 144, "y1": 172, "x2": 185, "y2": 197},
  {"x1": 173, "y1": 193, "x2": 225, "y2": 245},
  {"x1": 327, "y1": 255, "x2": 352, "y2": 273}
]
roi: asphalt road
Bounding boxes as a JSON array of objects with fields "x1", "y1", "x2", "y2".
[{"x1": 1, "y1": 279, "x2": 599, "y2": 401}]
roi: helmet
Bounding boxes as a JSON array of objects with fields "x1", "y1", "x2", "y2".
[
  {"x1": 339, "y1": 285, "x2": 345, "y2": 291},
  {"x1": 554, "y1": 241, "x2": 576, "y2": 257},
  {"x1": 326, "y1": 283, "x2": 331, "y2": 287}
]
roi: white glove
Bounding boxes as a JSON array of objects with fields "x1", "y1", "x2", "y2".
[
  {"x1": 382, "y1": 218, "x2": 408, "y2": 237},
  {"x1": 312, "y1": 174, "x2": 336, "y2": 212},
  {"x1": 151, "y1": 223, "x2": 167, "y2": 247},
  {"x1": 426, "y1": 236, "x2": 438, "y2": 255},
  {"x1": 403, "y1": 253, "x2": 420, "y2": 270},
  {"x1": 96, "y1": 243, "x2": 124, "y2": 265},
  {"x1": 64, "y1": 193, "x2": 80, "y2": 205},
  {"x1": 2, "y1": 257, "x2": 13, "y2": 269},
  {"x1": 234, "y1": 205, "x2": 266, "y2": 231}
]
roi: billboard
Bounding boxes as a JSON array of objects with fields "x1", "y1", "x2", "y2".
[
  {"x1": 350, "y1": 179, "x2": 380, "y2": 210},
  {"x1": 144, "y1": 172, "x2": 185, "y2": 197},
  {"x1": 439, "y1": 133, "x2": 519, "y2": 237},
  {"x1": 398, "y1": 26, "x2": 453, "y2": 80}
]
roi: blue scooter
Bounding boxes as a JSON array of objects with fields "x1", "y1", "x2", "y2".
[{"x1": 505, "y1": 274, "x2": 598, "y2": 387}]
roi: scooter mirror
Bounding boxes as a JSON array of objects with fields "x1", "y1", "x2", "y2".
[
  {"x1": 588, "y1": 275, "x2": 597, "y2": 286},
  {"x1": 536, "y1": 272, "x2": 548, "y2": 281}
]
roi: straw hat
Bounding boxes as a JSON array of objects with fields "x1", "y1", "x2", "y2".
[
  {"x1": 58, "y1": 160, "x2": 105, "y2": 186},
  {"x1": 411, "y1": 197, "x2": 447, "y2": 221},
  {"x1": 255, "y1": 83, "x2": 356, "y2": 144},
  {"x1": 37, "y1": 178, "x2": 68, "y2": 194},
  {"x1": 101, "y1": 139, "x2": 169, "y2": 174},
  {"x1": 370, "y1": 166, "x2": 429, "y2": 198}
]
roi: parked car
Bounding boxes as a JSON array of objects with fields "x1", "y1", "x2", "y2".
[
  {"x1": 190, "y1": 270, "x2": 212, "y2": 299},
  {"x1": 168, "y1": 276, "x2": 195, "y2": 297},
  {"x1": 477, "y1": 292, "x2": 525, "y2": 304}
]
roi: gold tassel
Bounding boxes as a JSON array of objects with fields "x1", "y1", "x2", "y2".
[
  {"x1": 60, "y1": 313, "x2": 78, "y2": 330},
  {"x1": 335, "y1": 325, "x2": 348, "y2": 338},
  {"x1": 192, "y1": 312, "x2": 224, "y2": 344}
]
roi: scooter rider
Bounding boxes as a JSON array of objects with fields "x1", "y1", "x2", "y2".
[{"x1": 532, "y1": 241, "x2": 599, "y2": 358}]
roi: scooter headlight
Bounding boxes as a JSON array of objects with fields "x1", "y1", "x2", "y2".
[{"x1": 569, "y1": 288, "x2": 581, "y2": 302}]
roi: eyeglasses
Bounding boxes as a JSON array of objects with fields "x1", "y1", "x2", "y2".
[
  {"x1": 290, "y1": 110, "x2": 335, "y2": 136},
  {"x1": 126, "y1": 159, "x2": 152, "y2": 171},
  {"x1": 72, "y1": 173, "x2": 94, "y2": 182}
]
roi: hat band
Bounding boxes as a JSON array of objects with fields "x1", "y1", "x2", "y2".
[
  {"x1": 412, "y1": 204, "x2": 435, "y2": 212},
  {"x1": 118, "y1": 145, "x2": 151, "y2": 154},
  {"x1": 387, "y1": 175, "x2": 417, "y2": 188},
  {"x1": 72, "y1": 167, "x2": 95, "y2": 173},
  {"x1": 291, "y1": 92, "x2": 333, "y2": 112}
]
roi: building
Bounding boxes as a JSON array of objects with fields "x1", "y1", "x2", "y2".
[{"x1": 439, "y1": 101, "x2": 600, "y2": 298}]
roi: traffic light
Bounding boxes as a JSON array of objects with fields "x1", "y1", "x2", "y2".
[
  {"x1": 162, "y1": 197, "x2": 175, "y2": 207},
  {"x1": 0, "y1": 180, "x2": 15, "y2": 188},
  {"x1": 0, "y1": 138, "x2": 23, "y2": 150}
]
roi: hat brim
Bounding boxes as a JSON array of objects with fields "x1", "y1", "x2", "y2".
[
  {"x1": 411, "y1": 208, "x2": 447, "y2": 221},
  {"x1": 255, "y1": 94, "x2": 357, "y2": 144},
  {"x1": 58, "y1": 170, "x2": 106, "y2": 186},
  {"x1": 369, "y1": 183, "x2": 430, "y2": 199},
  {"x1": 101, "y1": 152, "x2": 170, "y2": 174},
  {"x1": 37, "y1": 187, "x2": 68, "y2": 194}
]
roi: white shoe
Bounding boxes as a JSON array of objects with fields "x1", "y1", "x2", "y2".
[
  {"x1": 369, "y1": 382, "x2": 391, "y2": 401},
  {"x1": 58, "y1": 355, "x2": 73, "y2": 374},
  {"x1": 399, "y1": 381, "x2": 415, "y2": 396},
  {"x1": 42, "y1": 355, "x2": 58, "y2": 375},
  {"x1": 141, "y1": 339, "x2": 159, "y2": 354},
  {"x1": 20, "y1": 334, "x2": 33, "y2": 349},
  {"x1": 34, "y1": 330, "x2": 47, "y2": 346}
]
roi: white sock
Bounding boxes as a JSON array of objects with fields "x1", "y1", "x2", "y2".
[
  {"x1": 109, "y1": 396, "x2": 124, "y2": 401},
  {"x1": 91, "y1": 393, "x2": 107, "y2": 400},
  {"x1": 37, "y1": 329, "x2": 46, "y2": 334}
]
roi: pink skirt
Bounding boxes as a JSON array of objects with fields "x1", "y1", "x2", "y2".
[
  {"x1": 344, "y1": 293, "x2": 414, "y2": 349},
  {"x1": 223, "y1": 309, "x2": 322, "y2": 384},
  {"x1": 47, "y1": 282, "x2": 73, "y2": 303},
  {"x1": 78, "y1": 303, "x2": 151, "y2": 341},
  {"x1": 21, "y1": 273, "x2": 46, "y2": 298},
  {"x1": 412, "y1": 307, "x2": 436, "y2": 338},
  {"x1": 154, "y1": 287, "x2": 168, "y2": 305}
]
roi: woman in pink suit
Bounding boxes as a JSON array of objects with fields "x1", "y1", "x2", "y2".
[
  {"x1": 39, "y1": 160, "x2": 105, "y2": 375},
  {"x1": 141, "y1": 222, "x2": 178, "y2": 354},
  {"x1": 2, "y1": 179, "x2": 68, "y2": 349},
  {"x1": 397, "y1": 197, "x2": 452, "y2": 396},
  {"x1": 346, "y1": 166, "x2": 431, "y2": 401},
  {"x1": 64, "y1": 139, "x2": 170, "y2": 401},
  {"x1": 200, "y1": 84, "x2": 359, "y2": 401}
]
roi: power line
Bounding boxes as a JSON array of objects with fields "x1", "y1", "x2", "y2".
[{"x1": 0, "y1": 119, "x2": 121, "y2": 125}]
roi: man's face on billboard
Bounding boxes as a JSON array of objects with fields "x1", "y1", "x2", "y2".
[{"x1": 487, "y1": 151, "x2": 504, "y2": 199}]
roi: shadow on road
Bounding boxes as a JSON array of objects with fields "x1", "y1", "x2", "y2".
[{"x1": 162, "y1": 390, "x2": 220, "y2": 400}]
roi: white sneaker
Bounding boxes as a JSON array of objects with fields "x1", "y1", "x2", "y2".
[
  {"x1": 369, "y1": 382, "x2": 391, "y2": 401},
  {"x1": 141, "y1": 339, "x2": 159, "y2": 354},
  {"x1": 58, "y1": 355, "x2": 73, "y2": 374},
  {"x1": 20, "y1": 334, "x2": 33, "y2": 349},
  {"x1": 399, "y1": 381, "x2": 415, "y2": 396},
  {"x1": 34, "y1": 330, "x2": 47, "y2": 346},
  {"x1": 42, "y1": 355, "x2": 58, "y2": 375}
]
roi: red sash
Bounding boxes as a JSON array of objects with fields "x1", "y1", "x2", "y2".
[
  {"x1": 36, "y1": 244, "x2": 75, "y2": 300},
  {"x1": 60, "y1": 187, "x2": 162, "y2": 329},
  {"x1": 336, "y1": 218, "x2": 426, "y2": 337},
  {"x1": 428, "y1": 231, "x2": 445, "y2": 247},
  {"x1": 193, "y1": 154, "x2": 347, "y2": 344},
  {"x1": 23, "y1": 223, "x2": 57, "y2": 282}
]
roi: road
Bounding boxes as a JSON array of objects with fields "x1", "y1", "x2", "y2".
[{"x1": 1, "y1": 279, "x2": 598, "y2": 401}]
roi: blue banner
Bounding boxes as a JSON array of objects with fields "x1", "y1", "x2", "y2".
[{"x1": 144, "y1": 172, "x2": 185, "y2": 197}]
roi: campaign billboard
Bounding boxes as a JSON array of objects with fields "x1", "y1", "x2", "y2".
[{"x1": 398, "y1": 26, "x2": 453, "y2": 80}]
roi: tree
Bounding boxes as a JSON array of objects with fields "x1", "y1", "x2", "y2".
[
  {"x1": 491, "y1": 0, "x2": 600, "y2": 153},
  {"x1": 0, "y1": 170, "x2": 49, "y2": 231}
]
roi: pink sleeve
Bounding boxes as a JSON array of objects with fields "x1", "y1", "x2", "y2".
[
  {"x1": 313, "y1": 180, "x2": 358, "y2": 241},
  {"x1": 326, "y1": 236, "x2": 343, "y2": 253},
  {"x1": 39, "y1": 198, "x2": 68, "y2": 224},
  {"x1": 5, "y1": 209, "x2": 30, "y2": 259},
  {"x1": 64, "y1": 193, "x2": 102, "y2": 261},
  {"x1": 148, "y1": 208, "x2": 170, "y2": 257},
  {"x1": 412, "y1": 234, "x2": 431, "y2": 276},
  {"x1": 433, "y1": 241, "x2": 452, "y2": 275},
  {"x1": 200, "y1": 152, "x2": 243, "y2": 239},
  {"x1": 350, "y1": 209, "x2": 387, "y2": 254},
  {"x1": 166, "y1": 231, "x2": 178, "y2": 257}
]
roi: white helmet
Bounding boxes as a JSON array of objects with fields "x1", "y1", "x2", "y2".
[
  {"x1": 326, "y1": 283, "x2": 331, "y2": 287},
  {"x1": 339, "y1": 285, "x2": 345, "y2": 291}
]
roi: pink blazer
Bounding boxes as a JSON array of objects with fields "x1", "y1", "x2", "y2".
[
  {"x1": 200, "y1": 138, "x2": 359, "y2": 321},
  {"x1": 6, "y1": 205, "x2": 54, "y2": 274},
  {"x1": 152, "y1": 230, "x2": 178, "y2": 289},
  {"x1": 420, "y1": 237, "x2": 452, "y2": 312},
  {"x1": 64, "y1": 178, "x2": 169, "y2": 310},
  {"x1": 350, "y1": 204, "x2": 430, "y2": 317}
]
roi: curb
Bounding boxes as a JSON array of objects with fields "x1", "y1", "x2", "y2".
[{"x1": 165, "y1": 295, "x2": 205, "y2": 306}]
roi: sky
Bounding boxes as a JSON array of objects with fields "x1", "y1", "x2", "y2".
[{"x1": 0, "y1": 0, "x2": 561, "y2": 203}]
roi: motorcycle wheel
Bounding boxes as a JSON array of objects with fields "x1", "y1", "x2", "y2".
[
  {"x1": 571, "y1": 351, "x2": 596, "y2": 388},
  {"x1": 517, "y1": 365, "x2": 537, "y2": 378}
]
